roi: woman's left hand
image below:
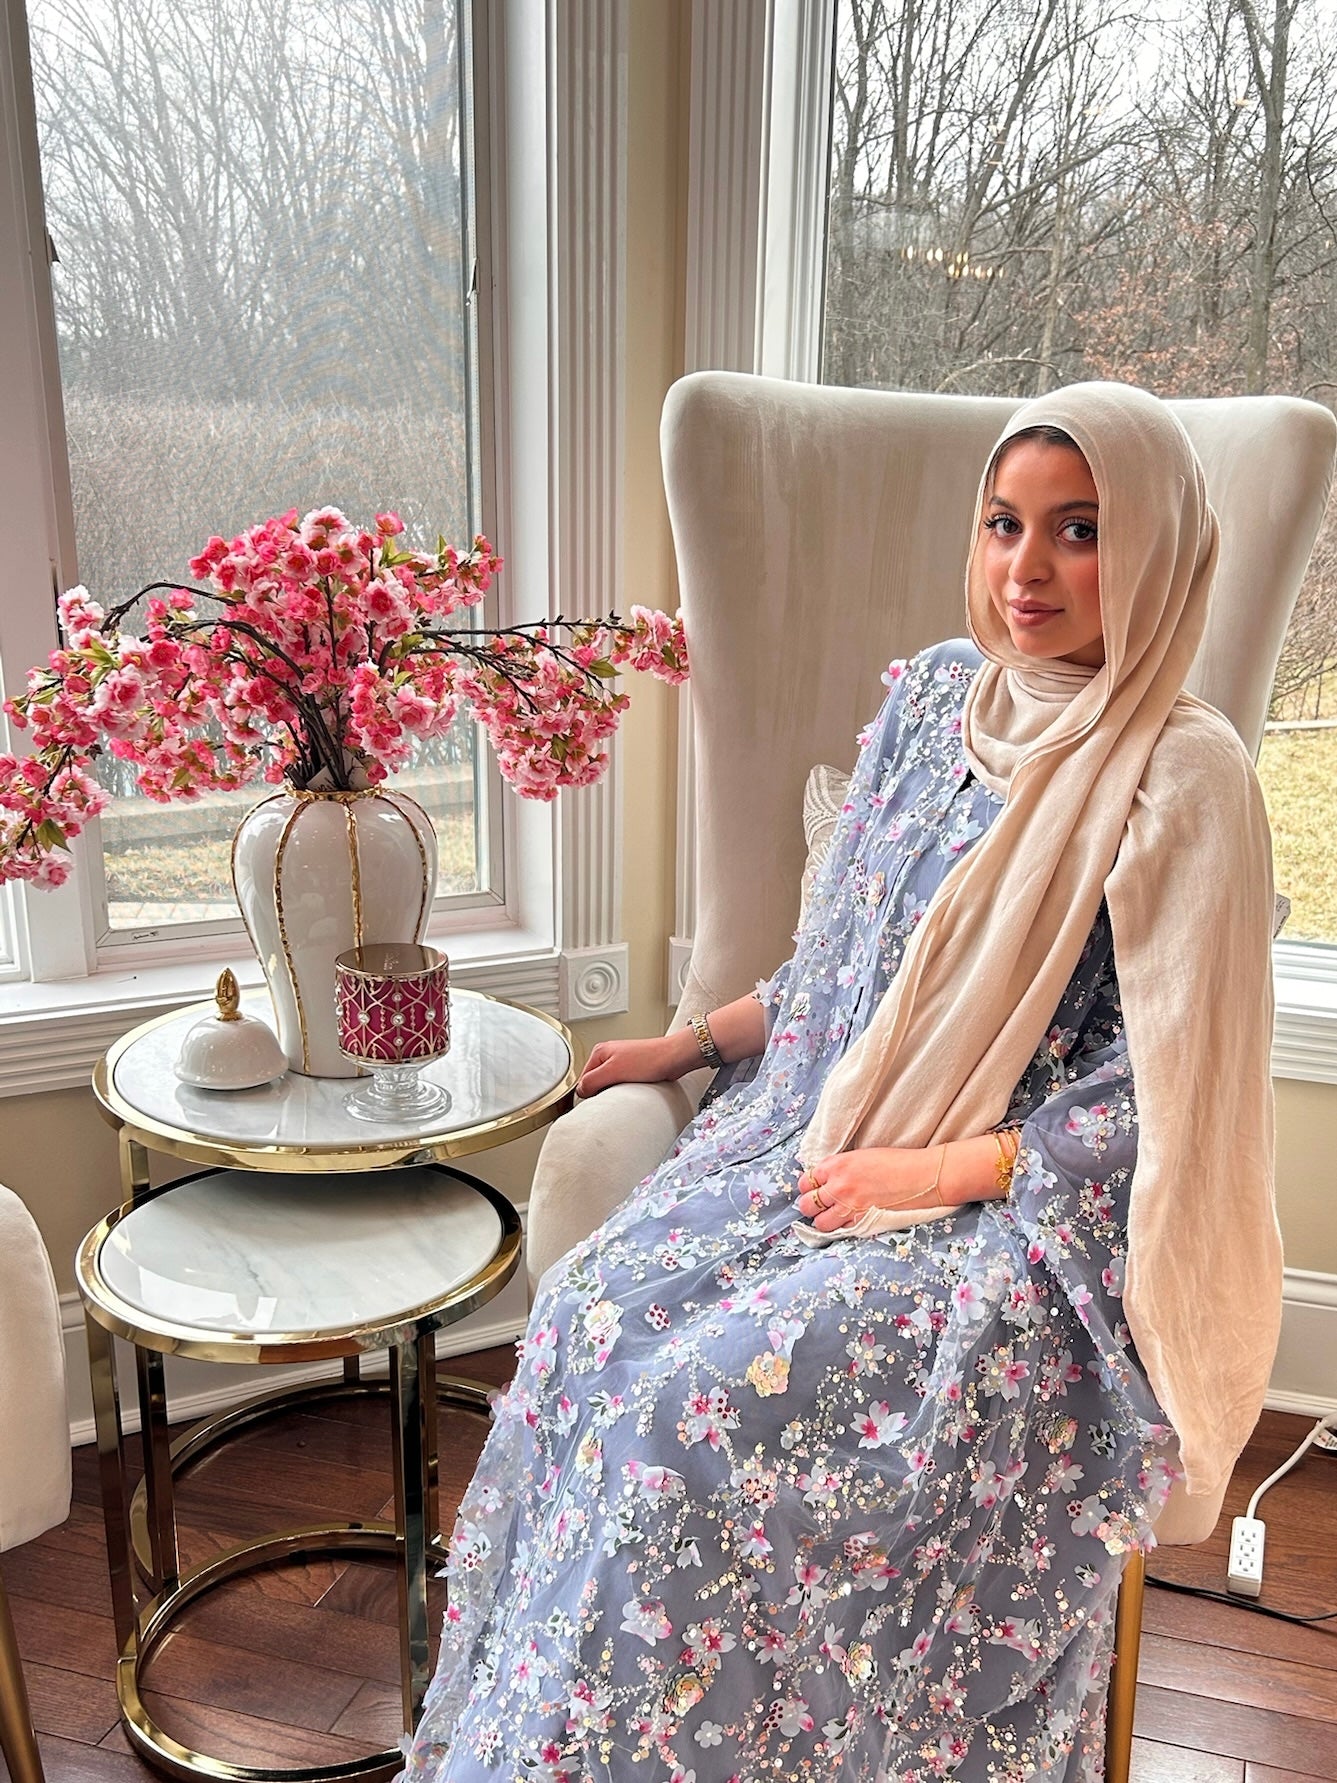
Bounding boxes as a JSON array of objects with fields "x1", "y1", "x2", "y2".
[{"x1": 794, "y1": 1146, "x2": 946, "y2": 1233}]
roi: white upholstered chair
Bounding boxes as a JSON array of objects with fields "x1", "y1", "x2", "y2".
[
  {"x1": 528, "y1": 370, "x2": 1337, "y2": 1779},
  {"x1": 0, "y1": 1185, "x2": 73, "y2": 1783}
]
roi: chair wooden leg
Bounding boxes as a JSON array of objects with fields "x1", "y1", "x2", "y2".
[
  {"x1": 1104, "y1": 1548, "x2": 1145, "y2": 1783},
  {"x1": 0, "y1": 1571, "x2": 45, "y2": 1783}
]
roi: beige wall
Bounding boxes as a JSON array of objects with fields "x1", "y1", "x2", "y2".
[
  {"x1": 1274, "y1": 1077, "x2": 1337, "y2": 1273},
  {"x1": 4, "y1": 1, "x2": 1333, "y2": 1301}
]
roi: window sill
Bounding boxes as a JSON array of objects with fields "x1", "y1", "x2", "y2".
[
  {"x1": 0, "y1": 919, "x2": 563, "y2": 1098},
  {"x1": 1273, "y1": 960, "x2": 1337, "y2": 1086}
]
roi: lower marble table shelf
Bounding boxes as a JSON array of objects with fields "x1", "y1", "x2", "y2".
[{"x1": 77, "y1": 1161, "x2": 522, "y2": 1783}]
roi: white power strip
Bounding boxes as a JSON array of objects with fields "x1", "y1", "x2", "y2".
[{"x1": 1227, "y1": 1515, "x2": 1266, "y2": 1597}]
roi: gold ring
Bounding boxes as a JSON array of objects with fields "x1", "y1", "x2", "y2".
[{"x1": 812, "y1": 1186, "x2": 829, "y2": 1211}]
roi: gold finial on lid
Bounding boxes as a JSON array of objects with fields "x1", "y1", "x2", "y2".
[{"x1": 215, "y1": 968, "x2": 241, "y2": 1022}]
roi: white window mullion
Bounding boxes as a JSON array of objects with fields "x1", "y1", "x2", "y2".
[{"x1": 0, "y1": 0, "x2": 97, "y2": 982}]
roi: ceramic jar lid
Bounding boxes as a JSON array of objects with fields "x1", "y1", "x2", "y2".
[{"x1": 175, "y1": 971, "x2": 288, "y2": 1091}]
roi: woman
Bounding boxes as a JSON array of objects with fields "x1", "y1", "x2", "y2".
[{"x1": 401, "y1": 383, "x2": 1280, "y2": 1781}]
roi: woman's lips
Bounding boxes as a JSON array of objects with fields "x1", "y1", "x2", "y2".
[{"x1": 1009, "y1": 601, "x2": 1062, "y2": 627}]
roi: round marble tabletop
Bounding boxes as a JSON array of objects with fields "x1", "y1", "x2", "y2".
[
  {"x1": 93, "y1": 987, "x2": 577, "y2": 1171},
  {"x1": 80, "y1": 1165, "x2": 520, "y2": 1358}
]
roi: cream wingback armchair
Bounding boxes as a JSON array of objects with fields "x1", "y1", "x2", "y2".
[
  {"x1": 0, "y1": 1185, "x2": 72, "y2": 1783},
  {"x1": 527, "y1": 370, "x2": 1337, "y2": 1777}
]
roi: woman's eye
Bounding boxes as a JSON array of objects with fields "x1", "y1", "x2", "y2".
[
  {"x1": 1063, "y1": 520, "x2": 1098, "y2": 543},
  {"x1": 984, "y1": 514, "x2": 1019, "y2": 536}
]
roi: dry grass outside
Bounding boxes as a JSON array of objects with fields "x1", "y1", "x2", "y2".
[
  {"x1": 1255, "y1": 727, "x2": 1337, "y2": 944},
  {"x1": 105, "y1": 811, "x2": 479, "y2": 927}
]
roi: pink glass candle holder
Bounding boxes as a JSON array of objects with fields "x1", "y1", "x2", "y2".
[{"x1": 334, "y1": 942, "x2": 451, "y2": 1123}]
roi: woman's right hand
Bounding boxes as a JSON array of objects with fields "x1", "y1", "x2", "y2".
[{"x1": 577, "y1": 1033, "x2": 695, "y2": 1098}]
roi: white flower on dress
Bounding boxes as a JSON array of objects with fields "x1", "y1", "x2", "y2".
[
  {"x1": 855, "y1": 1400, "x2": 907, "y2": 1448},
  {"x1": 622, "y1": 1460, "x2": 686, "y2": 1502},
  {"x1": 774, "y1": 1696, "x2": 814, "y2": 1738},
  {"x1": 693, "y1": 1722, "x2": 724, "y2": 1748},
  {"x1": 619, "y1": 1597, "x2": 672, "y2": 1645}
]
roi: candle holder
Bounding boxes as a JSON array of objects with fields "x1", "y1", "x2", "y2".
[{"x1": 334, "y1": 942, "x2": 451, "y2": 1123}]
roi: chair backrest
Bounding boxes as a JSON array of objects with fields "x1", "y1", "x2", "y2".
[{"x1": 661, "y1": 371, "x2": 1337, "y2": 1017}]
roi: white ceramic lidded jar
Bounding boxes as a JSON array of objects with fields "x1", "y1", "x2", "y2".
[
  {"x1": 231, "y1": 786, "x2": 438, "y2": 1078},
  {"x1": 175, "y1": 969, "x2": 288, "y2": 1090}
]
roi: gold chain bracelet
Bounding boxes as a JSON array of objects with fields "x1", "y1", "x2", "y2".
[
  {"x1": 993, "y1": 1127, "x2": 1021, "y2": 1197},
  {"x1": 690, "y1": 1011, "x2": 724, "y2": 1069}
]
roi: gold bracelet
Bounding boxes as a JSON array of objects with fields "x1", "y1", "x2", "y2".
[
  {"x1": 690, "y1": 1011, "x2": 724, "y2": 1069},
  {"x1": 898, "y1": 1142, "x2": 947, "y2": 1208},
  {"x1": 993, "y1": 1127, "x2": 1020, "y2": 1197}
]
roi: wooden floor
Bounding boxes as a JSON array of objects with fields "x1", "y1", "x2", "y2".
[{"x1": 3, "y1": 1355, "x2": 1335, "y2": 1781}]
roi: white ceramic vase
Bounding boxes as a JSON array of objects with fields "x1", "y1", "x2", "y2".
[{"x1": 231, "y1": 787, "x2": 439, "y2": 1077}]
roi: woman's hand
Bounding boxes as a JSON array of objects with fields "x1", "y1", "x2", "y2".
[
  {"x1": 577, "y1": 1032, "x2": 697, "y2": 1098},
  {"x1": 793, "y1": 1134, "x2": 1005, "y2": 1232},
  {"x1": 793, "y1": 1147, "x2": 945, "y2": 1232}
]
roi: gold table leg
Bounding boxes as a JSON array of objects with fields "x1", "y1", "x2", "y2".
[
  {"x1": 390, "y1": 1334, "x2": 432, "y2": 1731},
  {"x1": 0, "y1": 1573, "x2": 45, "y2": 1783},
  {"x1": 86, "y1": 1311, "x2": 137, "y2": 1649}
]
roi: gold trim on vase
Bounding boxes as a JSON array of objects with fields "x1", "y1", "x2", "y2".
[
  {"x1": 229, "y1": 792, "x2": 286, "y2": 1022},
  {"x1": 377, "y1": 790, "x2": 434, "y2": 941},
  {"x1": 288, "y1": 785, "x2": 382, "y2": 802},
  {"x1": 345, "y1": 800, "x2": 364, "y2": 949},
  {"x1": 271, "y1": 797, "x2": 311, "y2": 1071}
]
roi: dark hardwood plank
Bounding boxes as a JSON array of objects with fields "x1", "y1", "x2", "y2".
[
  {"x1": 4, "y1": 1597, "x2": 119, "y2": 1681},
  {"x1": 32, "y1": 1733, "x2": 154, "y2": 1781},
  {"x1": 21, "y1": 1659, "x2": 123, "y2": 1745},
  {"x1": 134, "y1": 1693, "x2": 377, "y2": 1767},
  {"x1": 182, "y1": 1590, "x2": 405, "y2": 1686},
  {"x1": 1130, "y1": 1737, "x2": 1245, "y2": 1781},
  {"x1": 315, "y1": 1555, "x2": 448, "y2": 1630},
  {"x1": 139, "y1": 1630, "x2": 364, "y2": 1733},
  {"x1": 1246, "y1": 1765, "x2": 1334, "y2": 1782},
  {"x1": 1139, "y1": 1630, "x2": 1337, "y2": 1724},
  {"x1": 329, "y1": 1679, "x2": 403, "y2": 1747},
  {"x1": 171, "y1": 1522, "x2": 346, "y2": 1603},
  {"x1": 0, "y1": 1503, "x2": 116, "y2": 1619},
  {"x1": 1145, "y1": 1581, "x2": 1337, "y2": 1674},
  {"x1": 1134, "y1": 1683, "x2": 1337, "y2": 1778}
]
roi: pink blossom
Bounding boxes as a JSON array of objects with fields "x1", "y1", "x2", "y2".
[{"x1": 0, "y1": 509, "x2": 687, "y2": 886}]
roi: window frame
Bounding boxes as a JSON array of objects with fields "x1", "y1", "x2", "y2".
[
  {"x1": 0, "y1": 0, "x2": 632, "y2": 1092},
  {"x1": 677, "y1": 0, "x2": 1337, "y2": 1083}
]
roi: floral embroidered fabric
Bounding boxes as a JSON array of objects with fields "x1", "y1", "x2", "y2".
[{"x1": 399, "y1": 641, "x2": 1176, "y2": 1783}]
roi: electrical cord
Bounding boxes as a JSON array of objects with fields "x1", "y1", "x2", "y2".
[
  {"x1": 1245, "y1": 1413, "x2": 1337, "y2": 1520},
  {"x1": 1146, "y1": 1573, "x2": 1337, "y2": 1626},
  {"x1": 1145, "y1": 1411, "x2": 1337, "y2": 1627}
]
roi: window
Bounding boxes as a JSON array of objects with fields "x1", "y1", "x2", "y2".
[
  {"x1": 822, "y1": 0, "x2": 1337, "y2": 948},
  {"x1": 18, "y1": 0, "x2": 497, "y2": 949}
]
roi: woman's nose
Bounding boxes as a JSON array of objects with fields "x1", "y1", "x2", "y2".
[{"x1": 1011, "y1": 529, "x2": 1051, "y2": 584}]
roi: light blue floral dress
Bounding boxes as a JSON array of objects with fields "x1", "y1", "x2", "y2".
[{"x1": 401, "y1": 641, "x2": 1177, "y2": 1783}]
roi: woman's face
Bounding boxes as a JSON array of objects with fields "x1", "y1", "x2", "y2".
[{"x1": 981, "y1": 439, "x2": 1104, "y2": 668}]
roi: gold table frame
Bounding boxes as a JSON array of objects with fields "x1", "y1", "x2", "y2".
[{"x1": 82, "y1": 993, "x2": 578, "y2": 1782}]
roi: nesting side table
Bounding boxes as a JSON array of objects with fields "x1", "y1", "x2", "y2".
[{"x1": 80, "y1": 988, "x2": 577, "y2": 1782}]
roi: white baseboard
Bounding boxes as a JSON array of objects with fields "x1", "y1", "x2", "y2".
[
  {"x1": 61, "y1": 1265, "x2": 1337, "y2": 1447},
  {"x1": 1264, "y1": 1268, "x2": 1337, "y2": 1419}
]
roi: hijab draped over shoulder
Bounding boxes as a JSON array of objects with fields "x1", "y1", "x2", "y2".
[{"x1": 798, "y1": 381, "x2": 1281, "y2": 1504}]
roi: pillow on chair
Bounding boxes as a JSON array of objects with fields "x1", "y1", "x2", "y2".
[{"x1": 799, "y1": 764, "x2": 851, "y2": 927}]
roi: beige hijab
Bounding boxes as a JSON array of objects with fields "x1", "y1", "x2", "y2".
[{"x1": 798, "y1": 381, "x2": 1281, "y2": 1503}]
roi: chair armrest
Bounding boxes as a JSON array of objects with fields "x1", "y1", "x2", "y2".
[{"x1": 525, "y1": 1074, "x2": 710, "y2": 1296}]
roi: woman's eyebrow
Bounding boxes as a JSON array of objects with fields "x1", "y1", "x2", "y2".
[{"x1": 987, "y1": 495, "x2": 1099, "y2": 515}]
